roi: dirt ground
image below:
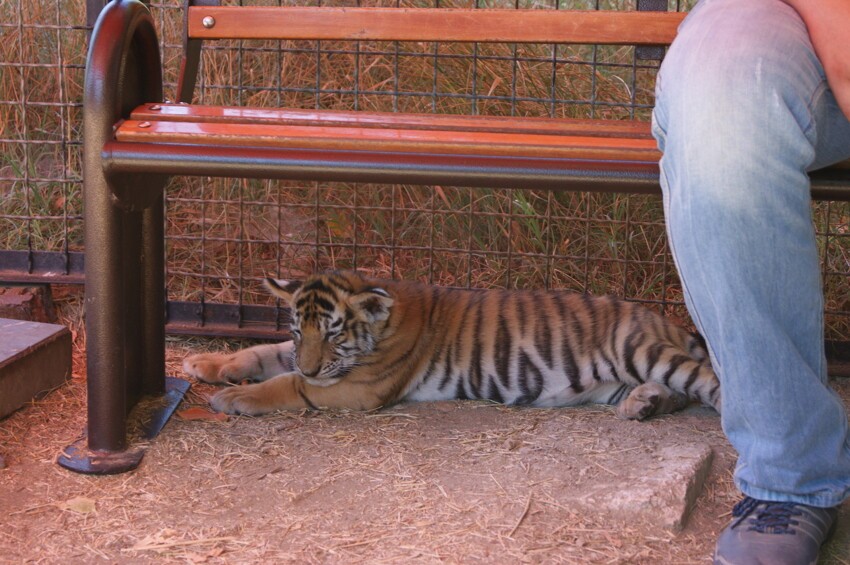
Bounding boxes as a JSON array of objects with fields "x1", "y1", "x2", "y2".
[{"x1": 1, "y1": 288, "x2": 849, "y2": 564}]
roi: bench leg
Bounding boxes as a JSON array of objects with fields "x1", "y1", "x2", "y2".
[
  {"x1": 57, "y1": 0, "x2": 188, "y2": 475},
  {"x1": 141, "y1": 199, "x2": 165, "y2": 398},
  {"x1": 88, "y1": 175, "x2": 134, "y2": 454},
  {"x1": 58, "y1": 175, "x2": 188, "y2": 475},
  {"x1": 56, "y1": 168, "x2": 147, "y2": 472}
]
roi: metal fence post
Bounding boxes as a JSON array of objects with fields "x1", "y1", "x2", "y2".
[{"x1": 636, "y1": 0, "x2": 669, "y2": 61}]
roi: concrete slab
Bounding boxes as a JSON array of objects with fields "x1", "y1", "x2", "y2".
[
  {"x1": 0, "y1": 318, "x2": 71, "y2": 419},
  {"x1": 572, "y1": 442, "x2": 715, "y2": 531}
]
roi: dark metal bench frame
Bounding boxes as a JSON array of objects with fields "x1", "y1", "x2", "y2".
[{"x1": 60, "y1": 0, "x2": 850, "y2": 474}]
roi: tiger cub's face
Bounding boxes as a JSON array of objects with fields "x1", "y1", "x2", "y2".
[{"x1": 264, "y1": 274, "x2": 394, "y2": 387}]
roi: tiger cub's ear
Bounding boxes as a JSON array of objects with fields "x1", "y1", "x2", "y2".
[
  {"x1": 348, "y1": 287, "x2": 394, "y2": 323},
  {"x1": 263, "y1": 278, "x2": 302, "y2": 305}
]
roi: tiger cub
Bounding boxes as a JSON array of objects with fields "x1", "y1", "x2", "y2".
[{"x1": 183, "y1": 270, "x2": 721, "y2": 419}]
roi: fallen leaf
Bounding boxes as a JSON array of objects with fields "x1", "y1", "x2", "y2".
[
  {"x1": 186, "y1": 546, "x2": 226, "y2": 563},
  {"x1": 177, "y1": 407, "x2": 229, "y2": 422},
  {"x1": 246, "y1": 465, "x2": 285, "y2": 481},
  {"x1": 60, "y1": 496, "x2": 96, "y2": 514}
]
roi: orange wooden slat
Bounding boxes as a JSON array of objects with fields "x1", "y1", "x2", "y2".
[
  {"x1": 131, "y1": 104, "x2": 654, "y2": 140},
  {"x1": 187, "y1": 7, "x2": 684, "y2": 45},
  {"x1": 115, "y1": 119, "x2": 661, "y2": 162}
]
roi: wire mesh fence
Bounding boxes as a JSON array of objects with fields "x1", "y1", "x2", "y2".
[
  {"x1": 0, "y1": 0, "x2": 87, "y2": 278},
  {"x1": 1, "y1": 0, "x2": 849, "y2": 353}
]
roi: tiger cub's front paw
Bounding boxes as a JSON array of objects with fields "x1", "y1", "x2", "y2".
[
  {"x1": 210, "y1": 384, "x2": 276, "y2": 416},
  {"x1": 183, "y1": 353, "x2": 249, "y2": 385}
]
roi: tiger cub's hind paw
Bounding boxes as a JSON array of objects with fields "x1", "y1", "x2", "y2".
[{"x1": 615, "y1": 382, "x2": 688, "y2": 420}]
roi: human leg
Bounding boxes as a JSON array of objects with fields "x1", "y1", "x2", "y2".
[{"x1": 652, "y1": 0, "x2": 850, "y2": 510}]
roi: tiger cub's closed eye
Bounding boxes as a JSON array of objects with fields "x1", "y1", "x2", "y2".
[{"x1": 326, "y1": 330, "x2": 342, "y2": 342}]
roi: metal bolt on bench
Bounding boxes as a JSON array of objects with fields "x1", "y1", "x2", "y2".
[{"x1": 63, "y1": 0, "x2": 850, "y2": 474}]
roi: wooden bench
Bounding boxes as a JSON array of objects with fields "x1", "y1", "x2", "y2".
[{"x1": 64, "y1": 0, "x2": 850, "y2": 473}]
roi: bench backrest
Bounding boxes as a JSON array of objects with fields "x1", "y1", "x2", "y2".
[
  {"x1": 187, "y1": 7, "x2": 684, "y2": 44},
  {"x1": 177, "y1": 5, "x2": 684, "y2": 104}
]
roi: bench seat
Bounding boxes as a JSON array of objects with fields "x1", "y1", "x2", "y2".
[
  {"x1": 105, "y1": 103, "x2": 662, "y2": 192},
  {"x1": 108, "y1": 102, "x2": 850, "y2": 197}
]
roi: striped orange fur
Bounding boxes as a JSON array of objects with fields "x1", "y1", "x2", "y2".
[{"x1": 183, "y1": 270, "x2": 721, "y2": 419}]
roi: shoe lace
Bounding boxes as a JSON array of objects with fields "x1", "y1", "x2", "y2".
[{"x1": 731, "y1": 496, "x2": 802, "y2": 534}]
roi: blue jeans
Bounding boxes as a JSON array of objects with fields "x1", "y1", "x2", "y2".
[{"x1": 652, "y1": 0, "x2": 850, "y2": 508}]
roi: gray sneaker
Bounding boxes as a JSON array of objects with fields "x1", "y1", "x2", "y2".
[{"x1": 714, "y1": 497, "x2": 838, "y2": 565}]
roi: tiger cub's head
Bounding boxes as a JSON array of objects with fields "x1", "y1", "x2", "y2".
[{"x1": 263, "y1": 271, "x2": 395, "y2": 386}]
